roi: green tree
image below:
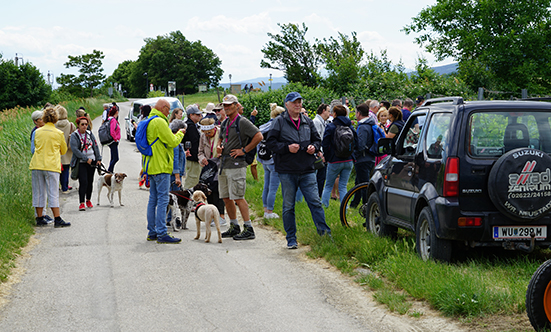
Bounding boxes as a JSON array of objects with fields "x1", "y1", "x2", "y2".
[
  {"x1": 317, "y1": 32, "x2": 365, "y2": 95},
  {"x1": 0, "y1": 54, "x2": 51, "y2": 111},
  {"x1": 57, "y1": 49, "x2": 105, "y2": 97},
  {"x1": 261, "y1": 23, "x2": 321, "y2": 87},
  {"x1": 403, "y1": 0, "x2": 551, "y2": 94},
  {"x1": 106, "y1": 60, "x2": 136, "y2": 96},
  {"x1": 127, "y1": 31, "x2": 223, "y2": 97}
]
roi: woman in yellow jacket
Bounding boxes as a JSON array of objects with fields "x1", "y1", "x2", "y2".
[{"x1": 29, "y1": 107, "x2": 71, "y2": 227}]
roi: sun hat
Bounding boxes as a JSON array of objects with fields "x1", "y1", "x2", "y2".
[
  {"x1": 204, "y1": 103, "x2": 215, "y2": 113},
  {"x1": 222, "y1": 95, "x2": 238, "y2": 104}
]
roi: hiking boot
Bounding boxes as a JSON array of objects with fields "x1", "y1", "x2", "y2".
[
  {"x1": 44, "y1": 215, "x2": 54, "y2": 224},
  {"x1": 36, "y1": 216, "x2": 48, "y2": 226},
  {"x1": 157, "y1": 233, "x2": 181, "y2": 244},
  {"x1": 79, "y1": 203, "x2": 86, "y2": 211},
  {"x1": 222, "y1": 224, "x2": 241, "y2": 238},
  {"x1": 54, "y1": 218, "x2": 71, "y2": 228},
  {"x1": 86, "y1": 200, "x2": 93, "y2": 208},
  {"x1": 233, "y1": 225, "x2": 255, "y2": 240},
  {"x1": 147, "y1": 234, "x2": 158, "y2": 241}
]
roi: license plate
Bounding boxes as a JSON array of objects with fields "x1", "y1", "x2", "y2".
[{"x1": 493, "y1": 226, "x2": 547, "y2": 240}]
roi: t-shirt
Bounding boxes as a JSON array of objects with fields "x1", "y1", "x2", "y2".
[
  {"x1": 219, "y1": 115, "x2": 259, "y2": 169},
  {"x1": 389, "y1": 124, "x2": 400, "y2": 135}
]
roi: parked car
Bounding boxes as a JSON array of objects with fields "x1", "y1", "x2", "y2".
[
  {"x1": 124, "y1": 97, "x2": 184, "y2": 141},
  {"x1": 366, "y1": 97, "x2": 551, "y2": 262}
]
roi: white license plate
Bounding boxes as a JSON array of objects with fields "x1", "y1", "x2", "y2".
[{"x1": 493, "y1": 226, "x2": 547, "y2": 240}]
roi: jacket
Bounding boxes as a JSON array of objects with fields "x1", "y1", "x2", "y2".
[
  {"x1": 322, "y1": 115, "x2": 358, "y2": 164},
  {"x1": 355, "y1": 116, "x2": 376, "y2": 164},
  {"x1": 183, "y1": 117, "x2": 200, "y2": 162},
  {"x1": 55, "y1": 119, "x2": 75, "y2": 165},
  {"x1": 29, "y1": 123, "x2": 68, "y2": 173},
  {"x1": 266, "y1": 111, "x2": 321, "y2": 174},
  {"x1": 69, "y1": 130, "x2": 102, "y2": 168},
  {"x1": 108, "y1": 117, "x2": 121, "y2": 142},
  {"x1": 143, "y1": 108, "x2": 184, "y2": 175}
]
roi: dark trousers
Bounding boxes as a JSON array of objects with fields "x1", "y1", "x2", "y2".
[
  {"x1": 316, "y1": 164, "x2": 327, "y2": 198},
  {"x1": 108, "y1": 142, "x2": 119, "y2": 173},
  {"x1": 60, "y1": 164, "x2": 70, "y2": 191},
  {"x1": 78, "y1": 162, "x2": 95, "y2": 203},
  {"x1": 207, "y1": 181, "x2": 225, "y2": 216},
  {"x1": 351, "y1": 161, "x2": 374, "y2": 207}
]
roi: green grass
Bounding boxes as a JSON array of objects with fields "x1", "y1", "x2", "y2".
[
  {"x1": 180, "y1": 90, "x2": 225, "y2": 110},
  {"x1": 244, "y1": 164, "x2": 549, "y2": 318}
]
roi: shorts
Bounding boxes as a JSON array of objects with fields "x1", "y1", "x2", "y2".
[
  {"x1": 218, "y1": 167, "x2": 247, "y2": 200},
  {"x1": 32, "y1": 170, "x2": 60, "y2": 208}
]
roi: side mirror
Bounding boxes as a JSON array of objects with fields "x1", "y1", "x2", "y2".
[{"x1": 378, "y1": 138, "x2": 394, "y2": 155}]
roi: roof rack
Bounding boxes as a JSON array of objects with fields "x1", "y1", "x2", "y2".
[
  {"x1": 423, "y1": 96, "x2": 464, "y2": 106},
  {"x1": 520, "y1": 97, "x2": 551, "y2": 102}
]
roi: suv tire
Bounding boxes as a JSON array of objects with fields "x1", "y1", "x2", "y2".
[
  {"x1": 526, "y1": 259, "x2": 551, "y2": 330},
  {"x1": 415, "y1": 207, "x2": 452, "y2": 262},
  {"x1": 366, "y1": 192, "x2": 397, "y2": 238}
]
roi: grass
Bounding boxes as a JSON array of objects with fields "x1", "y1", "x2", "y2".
[
  {"x1": 244, "y1": 164, "x2": 550, "y2": 319},
  {"x1": 180, "y1": 90, "x2": 225, "y2": 110}
]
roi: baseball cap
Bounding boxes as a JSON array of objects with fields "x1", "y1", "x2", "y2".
[
  {"x1": 285, "y1": 92, "x2": 302, "y2": 103},
  {"x1": 31, "y1": 110, "x2": 43, "y2": 121},
  {"x1": 415, "y1": 95, "x2": 425, "y2": 104},
  {"x1": 222, "y1": 94, "x2": 238, "y2": 104},
  {"x1": 186, "y1": 105, "x2": 202, "y2": 115}
]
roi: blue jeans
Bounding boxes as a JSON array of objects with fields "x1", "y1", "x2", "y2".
[
  {"x1": 147, "y1": 173, "x2": 170, "y2": 237},
  {"x1": 60, "y1": 164, "x2": 70, "y2": 191},
  {"x1": 321, "y1": 161, "x2": 353, "y2": 207},
  {"x1": 262, "y1": 163, "x2": 280, "y2": 211},
  {"x1": 279, "y1": 172, "x2": 331, "y2": 244},
  {"x1": 108, "y1": 141, "x2": 119, "y2": 173}
]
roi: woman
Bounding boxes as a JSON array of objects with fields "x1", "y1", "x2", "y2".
[
  {"x1": 29, "y1": 107, "x2": 70, "y2": 227},
  {"x1": 55, "y1": 105, "x2": 76, "y2": 193},
  {"x1": 106, "y1": 106, "x2": 121, "y2": 173},
  {"x1": 385, "y1": 106, "x2": 405, "y2": 142},
  {"x1": 168, "y1": 108, "x2": 184, "y2": 123},
  {"x1": 75, "y1": 108, "x2": 92, "y2": 130},
  {"x1": 197, "y1": 117, "x2": 226, "y2": 225},
  {"x1": 70, "y1": 116, "x2": 102, "y2": 211},
  {"x1": 258, "y1": 103, "x2": 285, "y2": 219},
  {"x1": 321, "y1": 105, "x2": 358, "y2": 208},
  {"x1": 377, "y1": 107, "x2": 390, "y2": 132}
]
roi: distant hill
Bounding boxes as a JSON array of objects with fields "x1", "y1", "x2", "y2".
[{"x1": 408, "y1": 63, "x2": 458, "y2": 76}]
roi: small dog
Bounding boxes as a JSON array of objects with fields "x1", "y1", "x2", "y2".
[
  {"x1": 97, "y1": 173, "x2": 127, "y2": 207},
  {"x1": 166, "y1": 182, "x2": 213, "y2": 231},
  {"x1": 192, "y1": 190, "x2": 222, "y2": 243}
]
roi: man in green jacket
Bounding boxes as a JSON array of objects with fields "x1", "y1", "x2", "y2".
[{"x1": 145, "y1": 99, "x2": 185, "y2": 243}]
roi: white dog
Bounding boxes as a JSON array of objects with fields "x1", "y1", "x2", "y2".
[
  {"x1": 97, "y1": 173, "x2": 127, "y2": 207},
  {"x1": 191, "y1": 190, "x2": 222, "y2": 243}
]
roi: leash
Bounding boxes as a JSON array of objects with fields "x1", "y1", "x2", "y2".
[
  {"x1": 95, "y1": 162, "x2": 111, "y2": 176},
  {"x1": 171, "y1": 189, "x2": 193, "y2": 201}
]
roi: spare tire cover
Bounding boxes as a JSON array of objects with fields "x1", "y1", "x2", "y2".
[{"x1": 488, "y1": 148, "x2": 551, "y2": 221}]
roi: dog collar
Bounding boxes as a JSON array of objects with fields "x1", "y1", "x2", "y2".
[{"x1": 195, "y1": 202, "x2": 206, "y2": 221}]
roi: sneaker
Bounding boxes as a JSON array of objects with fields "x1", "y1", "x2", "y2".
[
  {"x1": 86, "y1": 200, "x2": 93, "y2": 208},
  {"x1": 156, "y1": 233, "x2": 182, "y2": 244},
  {"x1": 36, "y1": 216, "x2": 48, "y2": 226},
  {"x1": 79, "y1": 203, "x2": 86, "y2": 211},
  {"x1": 147, "y1": 234, "x2": 158, "y2": 241},
  {"x1": 287, "y1": 239, "x2": 298, "y2": 249},
  {"x1": 43, "y1": 215, "x2": 54, "y2": 224},
  {"x1": 54, "y1": 218, "x2": 71, "y2": 228},
  {"x1": 61, "y1": 190, "x2": 70, "y2": 195},
  {"x1": 264, "y1": 212, "x2": 280, "y2": 219},
  {"x1": 233, "y1": 225, "x2": 255, "y2": 240},
  {"x1": 68, "y1": 186, "x2": 73, "y2": 190},
  {"x1": 222, "y1": 224, "x2": 241, "y2": 238},
  {"x1": 211, "y1": 218, "x2": 227, "y2": 227}
]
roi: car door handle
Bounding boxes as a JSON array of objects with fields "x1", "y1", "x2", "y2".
[{"x1": 471, "y1": 166, "x2": 486, "y2": 175}]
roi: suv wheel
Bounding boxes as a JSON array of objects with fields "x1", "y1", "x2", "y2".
[
  {"x1": 526, "y1": 259, "x2": 551, "y2": 331},
  {"x1": 366, "y1": 192, "x2": 397, "y2": 238},
  {"x1": 415, "y1": 207, "x2": 452, "y2": 262}
]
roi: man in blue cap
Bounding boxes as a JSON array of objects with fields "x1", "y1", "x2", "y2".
[{"x1": 266, "y1": 92, "x2": 331, "y2": 249}]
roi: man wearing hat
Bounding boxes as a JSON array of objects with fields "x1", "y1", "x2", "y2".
[
  {"x1": 266, "y1": 92, "x2": 331, "y2": 249},
  {"x1": 213, "y1": 103, "x2": 226, "y2": 125},
  {"x1": 216, "y1": 94, "x2": 262, "y2": 240},
  {"x1": 415, "y1": 95, "x2": 425, "y2": 109},
  {"x1": 183, "y1": 105, "x2": 203, "y2": 189}
]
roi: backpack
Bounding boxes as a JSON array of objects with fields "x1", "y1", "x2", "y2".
[
  {"x1": 358, "y1": 122, "x2": 386, "y2": 156},
  {"x1": 257, "y1": 139, "x2": 272, "y2": 160},
  {"x1": 98, "y1": 118, "x2": 114, "y2": 145},
  {"x1": 135, "y1": 116, "x2": 160, "y2": 187},
  {"x1": 333, "y1": 125, "x2": 355, "y2": 158}
]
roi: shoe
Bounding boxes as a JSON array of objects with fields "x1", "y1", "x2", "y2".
[
  {"x1": 233, "y1": 225, "x2": 255, "y2": 240},
  {"x1": 219, "y1": 217, "x2": 227, "y2": 226},
  {"x1": 264, "y1": 212, "x2": 280, "y2": 219},
  {"x1": 157, "y1": 233, "x2": 182, "y2": 244},
  {"x1": 287, "y1": 239, "x2": 298, "y2": 249},
  {"x1": 86, "y1": 200, "x2": 93, "y2": 208},
  {"x1": 79, "y1": 203, "x2": 86, "y2": 211},
  {"x1": 54, "y1": 218, "x2": 71, "y2": 228},
  {"x1": 36, "y1": 216, "x2": 48, "y2": 226},
  {"x1": 68, "y1": 186, "x2": 73, "y2": 190},
  {"x1": 147, "y1": 234, "x2": 157, "y2": 241},
  {"x1": 61, "y1": 190, "x2": 70, "y2": 194},
  {"x1": 43, "y1": 215, "x2": 54, "y2": 224},
  {"x1": 222, "y1": 224, "x2": 241, "y2": 238},
  {"x1": 330, "y1": 196, "x2": 338, "y2": 201}
]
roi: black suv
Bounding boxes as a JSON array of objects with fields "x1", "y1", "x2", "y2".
[{"x1": 366, "y1": 97, "x2": 551, "y2": 262}]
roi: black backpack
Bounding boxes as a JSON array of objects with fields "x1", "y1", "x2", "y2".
[
  {"x1": 257, "y1": 139, "x2": 272, "y2": 160},
  {"x1": 98, "y1": 118, "x2": 114, "y2": 145},
  {"x1": 333, "y1": 125, "x2": 355, "y2": 158}
]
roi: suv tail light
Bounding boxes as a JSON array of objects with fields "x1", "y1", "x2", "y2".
[
  {"x1": 458, "y1": 217, "x2": 482, "y2": 227},
  {"x1": 443, "y1": 157, "x2": 459, "y2": 197}
]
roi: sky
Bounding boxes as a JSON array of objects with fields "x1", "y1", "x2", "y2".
[{"x1": 0, "y1": 0, "x2": 452, "y2": 88}]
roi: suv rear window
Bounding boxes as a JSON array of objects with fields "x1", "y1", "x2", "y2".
[{"x1": 468, "y1": 111, "x2": 551, "y2": 157}]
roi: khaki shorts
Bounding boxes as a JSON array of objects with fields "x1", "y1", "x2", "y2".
[
  {"x1": 219, "y1": 167, "x2": 247, "y2": 200},
  {"x1": 184, "y1": 161, "x2": 201, "y2": 189}
]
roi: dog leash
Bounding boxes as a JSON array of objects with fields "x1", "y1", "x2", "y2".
[
  {"x1": 171, "y1": 189, "x2": 193, "y2": 201},
  {"x1": 95, "y1": 162, "x2": 111, "y2": 176}
]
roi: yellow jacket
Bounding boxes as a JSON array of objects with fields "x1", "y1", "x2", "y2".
[{"x1": 29, "y1": 122, "x2": 68, "y2": 173}]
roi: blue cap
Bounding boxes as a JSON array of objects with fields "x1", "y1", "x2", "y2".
[{"x1": 285, "y1": 92, "x2": 302, "y2": 103}]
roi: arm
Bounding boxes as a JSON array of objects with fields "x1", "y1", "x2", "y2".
[{"x1": 155, "y1": 118, "x2": 184, "y2": 149}]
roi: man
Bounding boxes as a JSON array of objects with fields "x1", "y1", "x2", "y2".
[
  {"x1": 415, "y1": 95, "x2": 425, "y2": 109},
  {"x1": 216, "y1": 94, "x2": 262, "y2": 240},
  {"x1": 368, "y1": 100, "x2": 379, "y2": 124},
  {"x1": 350, "y1": 103, "x2": 377, "y2": 208},
  {"x1": 402, "y1": 98, "x2": 414, "y2": 121},
  {"x1": 145, "y1": 99, "x2": 185, "y2": 243},
  {"x1": 183, "y1": 105, "x2": 203, "y2": 189},
  {"x1": 391, "y1": 99, "x2": 402, "y2": 109},
  {"x1": 101, "y1": 104, "x2": 110, "y2": 123},
  {"x1": 214, "y1": 103, "x2": 226, "y2": 125},
  {"x1": 313, "y1": 103, "x2": 330, "y2": 197},
  {"x1": 266, "y1": 92, "x2": 332, "y2": 249}
]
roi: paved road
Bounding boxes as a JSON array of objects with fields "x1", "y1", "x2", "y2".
[{"x1": 0, "y1": 102, "x2": 464, "y2": 331}]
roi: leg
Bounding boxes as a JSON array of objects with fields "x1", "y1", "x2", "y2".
[
  {"x1": 278, "y1": 173, "x2": 298, "y2": 243},
  {"x1": 78, "y1": 163, "x2": 88, "y2": 204},
  {"x1": 250, "y1": 164, "x2": 258, "y2": 181},
  {"x1": 322, "y1": 163, "x2": 339, "y2": 207},
  {"x1": 118, "y1": 189, "x2": 123, "y2": 206},
  {"x1": 266, "y1": 164, "x2": 280, "y2": 214},
  {"x1": 146, "y1": 175, "x2": 159, "y2": 238},
  {"x1": 300, "y1": 172, "x2": 331, "y2": 236},
  {"x1": 337, "y1": 161, "x2": 354, "y2": 204},
  {"x1": 108, "y1": 142, "x2": 119, "y2": 173},
  {"x1": 153, "y1": 174, "x2": 170, "y2": 237},
  {"x1": 350, "y1": 161, "x2": 373, "y2": 207},
  {"x1": 60, "y1": 164, "x2": 70, "y2": 192},
  {"x1": 316, "y1": 164, "x2": 327, "y2": 198}
]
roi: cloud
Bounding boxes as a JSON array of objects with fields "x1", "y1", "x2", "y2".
[{"x1": 185, "y1": 12, "x2": 273, "y2": 35}]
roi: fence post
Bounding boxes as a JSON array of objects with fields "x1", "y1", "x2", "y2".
[
  {"x1": 522, "y1": 89, "x2": 528, "y2": 99},
  {"x1": 478, "y1": 88, "x2": 484, "y2": 100}
]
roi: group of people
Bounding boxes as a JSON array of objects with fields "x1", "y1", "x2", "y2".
[{"x1": 29, "y1": 102, "x2": 122, "y2": 227}]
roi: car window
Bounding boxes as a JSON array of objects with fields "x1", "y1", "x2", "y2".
[
  {"x1": 425, "y1": 113, "x2": 452, "y2": 159},
  {"x1": 469, "y1": 111, "x2": 551, "y2": 157},
  {"x1": 399, "y1": 113, "x2": 426, "y2": 156},
  {"x1": 132, "y1": 103, "x2": 142, "y2": 118}
]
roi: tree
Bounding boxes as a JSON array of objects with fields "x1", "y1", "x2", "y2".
[
  {"x1": 403, "y1": 0, "x2": 551, "y2": 94},
  {"x1": 261, "y1": 23, "x2": 321, "y2": 87},
  {"x1": 317, "y1": 32, "x2": 365, "y2": 95},
  {"x1": 0, "y1": 54, "x2": 51, "y2": 111},
  {"x1": 106, "y1": 60, "x2": 136, "y2": 96},
  {"x1": 127, "y1": 31, "x2": 223, "y2": 97},
  {"x1": 57, "y1": 49, "x2": 105, "y2": 97}
]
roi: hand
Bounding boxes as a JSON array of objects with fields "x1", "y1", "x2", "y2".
[
  {"x1": 87, "y1": 159, "x2": 92, "y2": 165},
  {"x1": 306, "y1": 145, "x2": 315, "y2": 155},
  {"x1": 200, "y1": 159, "x2": 208, "y2": 167},
  {"x1": 230, "y1": 148, "x2": 244, "y2": 158},
  {"x1": 288, "y1": 143, "x2": 300, "y2": 153},
  {"x1": 179, "y1": 128, "x2": 186, "y2": 134},
  {"x1": 251, "y1": 109, "x2": 258, "y2": 116},
  {"x1": 185, "y1": 149, "x2": 191, "y2": 157},
  {"x1": 96, "y1": 161, "x2": 101, "y2": 166}
]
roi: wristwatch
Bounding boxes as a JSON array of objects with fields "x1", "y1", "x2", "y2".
[{"x1": 242, "y1": 148, "x2": 247, "y2": 154}]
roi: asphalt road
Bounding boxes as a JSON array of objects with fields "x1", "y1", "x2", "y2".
[{"x1": 0, "y1": 101, "x2": 464, "y2": 332}]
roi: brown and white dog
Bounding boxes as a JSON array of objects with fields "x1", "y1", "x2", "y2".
[
  {"x1": 191, "y1": 190, "x2": 222, "y2": 243},
  {"x1": 166, "y1": 182, "x2": 212, "y2": 231},
  {"x1": 97, "y1": 173, "x2": 127, "y2": 207}
]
